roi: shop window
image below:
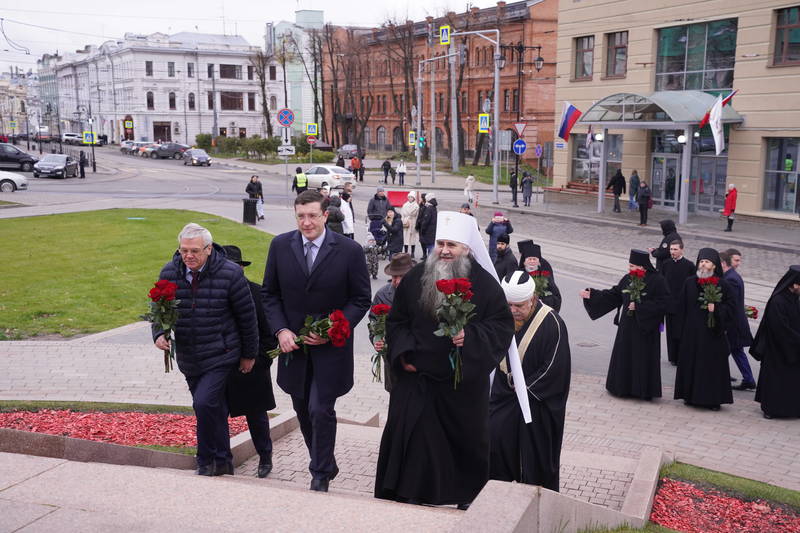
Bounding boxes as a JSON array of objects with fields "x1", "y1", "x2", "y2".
[{"x1": 763, "y1": 137, "x2": 800, "y2": 213}]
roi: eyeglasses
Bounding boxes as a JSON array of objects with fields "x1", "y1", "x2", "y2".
[
  {"x1": 179, "y1": 245, "x2": 209, "y2": 256},
  {"x1": 295, "y1": 213, "x2": 324, "y2": 222}
]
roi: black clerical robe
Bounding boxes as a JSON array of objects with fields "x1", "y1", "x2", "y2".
[
  {"x1": 661, "y1": 257, "x2": 695, "y2": 364},
  {"x1": 489, "y1": 300, "x2": 571, "y2": 491},
  {"x1": 673, "y1": 276, "x2": 735, "y2": 408},
  {"x1": 751, "y1": 289, "x2": 800, "y2": 418},
  {"x1": 583, "y1": 271, "x2": 668, "y2": 399},
  {"x1": 518, "y1": 257, "x2": 562, "y2": 312},
  {"x1": 375, "y1": 258, "x2": 515, "y2": 506}
]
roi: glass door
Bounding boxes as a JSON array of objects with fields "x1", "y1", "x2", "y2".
[{"x1": 651, "y1": 155, "x2": 681, "y2": 209}]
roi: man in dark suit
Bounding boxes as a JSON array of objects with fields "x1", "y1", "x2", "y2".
[
  {"x1": 720, "y1": 249, "x2": 755, "y2": 390},
  {"x1": 262, "y1": 190, "x2": 371, "y2": 492},
  {"x1": 661, "y1": 240, "x2": 695, "y2": 365}
]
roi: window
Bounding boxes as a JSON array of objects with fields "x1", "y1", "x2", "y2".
[
  {"x1": 188, "y1": 92, "x2": 195, "y2": 110},
  {"x1": 208, "y1": 64, "x2": 214, "y2": 78},
  {"x1": 269, "y1": 95, "x2": 277, "y2": 110},
  {"x1": 656, "y1": 19, "x2": 737, "y2": 91},
  {"x1": 606, "y1": 31, "x2": 628, "y2": 77},
  {"x1": 512, "y1": 89, "x2": 519, "y2": 112},
  {"x1": 219, "y1": 127, "x2": 227, "y2": 137},
  {"x1": 763, "y1": 138, "x2": 800, "y2": 213},
  {"x1": 248, "y1": 92, "x2": 255, "y2": 111},
  {"x1": 437, "y1": 92, "x2": 444, "y2": 113},
  {"x1": 571, "y1": 133, "x2": 623, "y2": 184},
  {"x1": 169, "y1": 92, "x2": 176, "y2": 110},
  {"x1": 220, "y1": 91, "x2": 243, "y2": 110},
  {"x1": 168, "y1": 62, "x2": 175, "y2": 77},
  {"x1": 145, "y1": 61, "x2": 153, "y2": 77},
  {"x1": 187, "y1": 62, "x2": 195, "y2": 78},
  {"x1": 247, "y1": 65, "x2": 254, "y2": 80},
  {"x1": 269, "y1": 65, "x2": 276, "y2": 80},
  {"x1": 208, "y1": 92, "x2": 214, "y2": 110},
  {"x1": 239, "y1": 128, "x2": 247, "y2": 138},
  {"x1": 477, "y1": 90, "x2": 483, "y2": 111},
  {"x1": 503, "y1": 89, "x2": 510, "y2": 112},
  {"x1": 146, "y1": 91, "x2": 154, "y2": 110},
  {"x1": 574, "y1": 36, "x2": 594, "y2": 80},
  {"x1": 774, "y1": 7, "x2": 800, "y2": 65},
  {"x1": 219, "y1": 64, "x2": 242, "y2": 79},
  {"x1": 460, "y1": 91, "x2": 467, "y2": 113}
]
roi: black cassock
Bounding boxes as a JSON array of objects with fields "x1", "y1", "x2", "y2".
[
  {"x1": 673, "y1": 276, "x2": 735, "y2": 408},
  {"x1": 374, "y1": 258, "x2": 514, "y2": 505},
  {"x1": 661, "y1": 257, "x2": 696, "y2": 364},
  {"x1": 751, "y1": 288, "x2": 800, "y2": 418},
  {"x1": 518, "y1": 256, "x2": 563, "y2": 312},
  {"x1": 583, "y1": 271, "x2": 667, "y2": 399},
  {"x1": 489, "y1": 300, "x2": 571, "y2": 491}
]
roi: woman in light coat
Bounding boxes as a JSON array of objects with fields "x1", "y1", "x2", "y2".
[
  {"x1": 400, "y1": 191, "x2": 420, "y2": 258},
  {"x1": 464, "y1": 174, "x2": 475, "y2": 203}
]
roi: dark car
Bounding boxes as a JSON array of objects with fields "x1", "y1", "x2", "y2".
[
  {"x1": 33, "y1": 154, "x2": 78, "y2": 178},
  {"x1": 183, "y1": 148, "x2": 212, "y2": 166},
  {"x1": 0, "y1": 143, "x2": 38, "y2": 172},
  {"x1": 151, "y1": 142, "x2": 189, "y2": 159}
]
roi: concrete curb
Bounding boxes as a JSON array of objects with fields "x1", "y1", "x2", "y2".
[
  {"x1": 70, "y1": 321, "x2": 150, "y2": 343},
  {"x1": 620, "y1": 446, "x2": 666, "y2": 525}
]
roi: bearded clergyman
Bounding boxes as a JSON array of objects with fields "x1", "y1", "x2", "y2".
[
  {"x1": 489, "y1": 271, "x2": 571, "y2": 492},
  {"x1": 374, "y1": 211, "x2": 515, "y2": 510}
]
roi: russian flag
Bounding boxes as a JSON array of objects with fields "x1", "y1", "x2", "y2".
[{"x1": 558, "y1": 101, "x2": 582, "y2": 141}]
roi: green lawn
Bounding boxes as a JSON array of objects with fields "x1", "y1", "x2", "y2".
[
  {"x1": 0, "y1": 400, "x2": 194, "y2": 414},
  {"x1": 0, "y1": 209, "x2": 272, "y2": 339},
  {"x1": 0, "y1": 200, "x2": 19, "y2": 206}
]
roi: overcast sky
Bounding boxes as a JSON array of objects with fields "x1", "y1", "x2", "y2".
[{"x1": 1, "y1": 0, "x2": 501, "y2": 74}]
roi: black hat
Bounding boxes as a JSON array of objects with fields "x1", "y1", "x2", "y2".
[
  {"x1": 659, "y1": 219, "x2": 677, "y2": 236},
  {"x1": 497, "y1": 233, "x2": 510, "y2": 244},
  {"x1": 517, "y1": 239, "x2": 541, "y2": 260},
  {"x1": 695, "y1": 248, "x2": 722, "y2": 277},
  {"x1": 629, "y1": 249, "x2": 654, "y2": 271},
  {"x1": 222, "y1": 245, "x2": 251, "y2": 267},
  {"x1": 770, "y1": 265, "x2": 800, "y2": 297}
]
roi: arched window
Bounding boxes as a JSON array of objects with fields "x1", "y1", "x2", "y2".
[
  {"x1": 188, "y1": 92, "x2": 195, "y2": 110},
  {"x1": 392, "y1": 127, "x2": 403, "y2": 151},
  {"x1": 270, "y1": 96, "x2": 277, "y2": 109},
  {"x1": 168, "y1": 92, "x2": 176, "y2": 110},
  {"x1": 376, "y1": 126, "x2": 386, "y2": 149},
  {"x1": 146, "y1": 91, "x2": 154, "y2": 110},
  {"x1": 363, "y1": 126, "x2": 371, "y2": 148}
]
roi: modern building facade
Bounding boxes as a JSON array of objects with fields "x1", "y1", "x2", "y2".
[
  {"x1": 37, "y1": 32, "x2": 282, "y2": 144},
  {"x1": 554, "y1": 0, "x2": 800, "y2": 220}
]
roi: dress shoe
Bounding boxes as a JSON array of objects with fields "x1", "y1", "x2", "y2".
[
  {"x1": 196, "y1": 464, "x2": 215, "y2": 476},
  {"x1": 257, "y1": 455, "x2": 273, "y2": 478},
  {"x1": 733, "y1": 382, "x2": 756, "y2": 391},
  {"x1": 214, "y1": 461, "x2": 234, "y2": 476},
  {"x1": 310, "y1": 478, "x2": 329, "y2": 492}
]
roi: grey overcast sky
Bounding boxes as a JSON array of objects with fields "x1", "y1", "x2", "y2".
[{"x1": 1, "y1": 0, "x2": 501, "y2": 74}]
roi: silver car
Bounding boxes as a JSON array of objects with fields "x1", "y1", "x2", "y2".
[
  {"x1": 305, "y1": 165, "x2": 357, "y2": 189},
  {"x1": 0, "y1": 170, "x2": 28, "y2": 192}
]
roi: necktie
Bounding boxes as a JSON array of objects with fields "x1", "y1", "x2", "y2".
[
  {"x1": 305, "y1": 242, "x2": 315, "y2": 272},
  {"x1": 190, "y1": 271, "x2": 199, "y2": 292}
]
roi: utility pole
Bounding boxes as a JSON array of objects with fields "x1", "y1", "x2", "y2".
[
  {"x1": 449, "y1": 41, "x2": 459, "y2": 173},
  {"x1": 415, "y1": 63, "x2": 422, "y2": 186},
  {"x1": 210, "y1": 64, "x2": 219, "y2": 151},
  {"x1": 430, "y1": 61, "x2": 436, "y2": 184}
]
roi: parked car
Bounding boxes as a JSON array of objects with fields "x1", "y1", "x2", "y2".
[
  {"x1": 336, "y1": 144, "x2": 362, "y2": 159},
  {"x1": 62, "y1": 133, "x2": 82, "y2": 145},
  {"x1": 183, "y1": 149, "x2": 212, "y2": 166},
  {"x1": 119, "y1": 140, "x2": 136, "y2": 153},
  {"x1": 0, "y1": 170, "x2": 28, "y2": 192},
  {"x1": 122, "y1": 141, "x2": 149, "y2": 155},
  {"x1": 305, "y1": 165, "x2": 357, "y2": 189},
  {"x1": 150, "y1": 142, "x2": 189, "y2": 159},
  {"x1": 137, "y1": 143, "x2": 159, "y2": 156},
  {"x1": 0, "y1": 143, "x2": 37, "y2": 172},
  {"x1": 33, "y1": 154, "x2": 79, "y2": 179}
]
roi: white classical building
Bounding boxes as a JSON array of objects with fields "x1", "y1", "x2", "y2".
[{"x1": 37, "y1": 32, "x2": 283, "y2": 144}]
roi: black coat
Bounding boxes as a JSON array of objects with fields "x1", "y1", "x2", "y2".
[
  {"x1": 661, "y1": 256, "x2": 696, "y2": 336},
  {"x1": 325, "y1": 197, "x2": 345, "y2": 235},
  {"x1": 262, "y1": 229, "x2": 372, "y2": 399},
  {"x1": 723, "y1": 268, "x2": 754, "y2": 349},
  {"x1": 652, "y1": 220, "x2": 681, "y2": 272},
  {"x1": 517, "y1": 256, "x2": 562, "y2": 313},
  {"x1": 383, "y1": 214, "x2": 404, "y2": 255},
  {"x1": 367, "y1": 194, "x2": 389, "y2": 221},
  {"x1": 227, "y1": 280, "x2": 276, "y2": 416},
  {"x1": 245, "y1": 181, "x2": 263, "y2": 199},
  {"x1": 152, "y1": 244, "x2": 258, "y2": 377},
  {"x1": 418, "y1": 199, "x2": 438, "y2": 245},
  {"x1": 606, "y1": 171, "x2": 626, "y2": 195},
  {"x1": 493, "y1": 248, "x2": 517, "y2": 281}
]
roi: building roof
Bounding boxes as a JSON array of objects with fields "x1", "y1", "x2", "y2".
[{"x1": 168, "y1": 32, "x2": 251, "y2": 47}]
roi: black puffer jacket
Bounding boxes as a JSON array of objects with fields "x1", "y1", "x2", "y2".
[{"x1": 151, "y1": 243, "x2": 258, "y2": 377}]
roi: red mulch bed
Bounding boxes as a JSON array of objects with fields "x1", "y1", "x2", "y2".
[
  {"x1": 650, "y1": 478, "x2": 800, "y2": 533},
  {"x1": 0, "y1": 409, "x2": 249, "y2": 447}
]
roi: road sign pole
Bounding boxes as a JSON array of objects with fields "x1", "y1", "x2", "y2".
[
  {"x1": 449, "y1": 41, "x2": 459, "y2": 173},
  {"x1": 430, "y1": 60, "x2": 436, "y2": 184},
  {"x1": 416, "y1": 64, "x2": 422, "y2": 186}
]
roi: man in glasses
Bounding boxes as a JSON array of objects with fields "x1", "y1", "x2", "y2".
[{"x1": 151, "y1": 223, "x2": 258, "y2": 477}]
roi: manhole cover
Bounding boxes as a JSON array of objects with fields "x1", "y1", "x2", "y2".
[{"x1": 576, "y1": 341, "x2": 599, "y2": 348}]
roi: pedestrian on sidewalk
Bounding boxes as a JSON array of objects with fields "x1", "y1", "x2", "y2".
[
  {"x1": 292, "y1": 167, "x2": 308, "y2": 195},
  {"x1": 486, "y1": 211, "x2": 513, "y2": 262},
  {"x1": 262, "y1": 190, "x2": 371, "y2": 492},
  {"x1": 628, "y1": 170, "x2": 640, "y2": 211},
  {"x1": 336, "y1": 155, "x2": 345, "y2": 168},
  {"x1": 521, "y1": 172, "x2": 534, "y2": 207},
  {"x1": 720, "y1": 249, "x2": 756, "y2": 390},
  {"x1": 325, "y1": 194, "x2": 345, "y2": 235},
  {"x1": 340, "y1": 192, "x2": 355, "y2": 239},
  {"x1": 383, "y1": 206, "x2": 404, "y2": 257},
  {"x1": 351, "y1": 156, "x2": 363, "y2": 182},
  {"x1": 400, "y1": 191, "x2": 419, "y2": 257},
  {"x1": 660, "y1": 240, "x2": 695, "y2": 366},
  {"x1": 152, "y1": 223, "x2": 258, "y2": 477},
  {"x1": 417, "y1": 193, "x2": 438, "y2": 260},
  {"x1": 245, "y1": 175, "x2": 265, "y2": 221},
  {"x1": 606, "y1": 169, "x2": 626, "y2": 213},
  {"x1": 580, "y1": 250, "x2": 668, "y2": 401},
  {"x1": 510, "y1": 171, "x2": 519, "y2": 207},
  {"x1": 364, "y1": 235, "x2": 380, "y2": 280},
  {"x1": 649, "y1": 219, "x2": 681, "y2": 272},
  {"x1": 749, "y1": 265, "x2": 800, "y2": 419},
  {"x1": 464, "y1": 174, "x2": 475, "y2": 204},
  {"x1": 381, "y1": 159, "x2": 392, "y2": 184},
  {"x1": 397, "y1": 161, "x2": 407, "y2": 185},
  {"x1": 673, "y1": 248, "x2": 735, "y2": 411},
  {"x1": 637, "y1": 181, "x2": 652, "y2": 226},
  {"x1": 222, "y1": 245, "x2": 276, "y2": 479},
  {"x1": 722, "y1": 183, "x2": 738, "y2": 232},
  {"x1": 367, "y1": 187, "x2": 389, "y2": 241},
  {"x1": 79, "y1": 151, "x2": 87, "y2": 179}
]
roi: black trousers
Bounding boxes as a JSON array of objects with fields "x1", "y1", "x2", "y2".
[
  {"x1": 185, "y1": 366, "x2": 234, "y2": 468},
  {"x1": 246, "y1": 412, "x2": 273, "y2": 459},
  {"x1": 639, "y1": 205, "x2": 649, "y2": 225},
  {"x1": 613, "y1": 195, "x2": 621, "y2": 212},
  {"x1": 291, "y1": 361, "x2": 338, "y2": 480}
]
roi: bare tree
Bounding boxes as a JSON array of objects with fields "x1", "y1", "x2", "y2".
[
  {"x1": 382, "y1": 20, "x2": 419, "y2": 153},
  {"x1": 249, "y1": 50, "x2": 275, "y2": 138},
  {"x1": 273, "y1": 35, "x2": 298, "y2": 109},
  {"x1": 322, "y1": 23, "x2": 343, "y2": 148},
  {"x1": 286, "y1": 29, "x2": 328, "y2": 141}
]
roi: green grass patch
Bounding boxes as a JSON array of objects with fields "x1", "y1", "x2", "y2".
[
  {"x1": 135, "y1": 444, "x2": 197, "y2": 455},
  {"x1": 660, "y1": 461, "x2": 800, "y2": 510},
  {"x1": 0, "y1": 209, "x2": 272, "y2": 339},
  {"x1": 0, "y1": 400, "x2": 194, "y2": 414},
  {"x1": 446, "y1": 163, "x2": 552, "y2": 187},
  {"x1": 0, "y1": 200, "x2": 19, "y2": 206}
]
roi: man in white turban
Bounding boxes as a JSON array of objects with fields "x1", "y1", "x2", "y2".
[
  {"x1": 375, "y1": 211, "x2": 515, "y2": 510},
  {"x1": 489, "y1": 270, "x2": 572, "y2": 492}
]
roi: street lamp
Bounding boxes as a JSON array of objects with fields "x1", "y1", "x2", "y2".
[{"x1": 75, "y1": 104, "x2": 97, "y2": 173}]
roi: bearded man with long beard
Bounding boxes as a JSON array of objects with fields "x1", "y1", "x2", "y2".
[
  {"x1": 374, "y1": 212, "x2": 515, "y2": 510},
  {"x1": 673, "y1": 248, "x2": 736, "y2": 411}
]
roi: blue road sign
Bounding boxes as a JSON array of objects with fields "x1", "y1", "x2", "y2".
[
  {"x1": 513, "y1": 139, "x2": 527, "y2": 155},
  {"x1": 535, "y1": 143, "x2": 543, "y2": 158},
  {"x1": 277, "y1": 108, "x2": 294, "y2": 127}
]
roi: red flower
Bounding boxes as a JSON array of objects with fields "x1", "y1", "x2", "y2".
[
  {"x1": 148, "y1": 287, "x2": 163, "y2": 301},
  {"x1": 436, "y1": 279, "x2": 457, "y2": 295},
  {"x1": 155, "y1": 279, "x2": 178, "y2": 301},
  {"x1": 540, "y1": 270, "x2": 551, "y2": 277},
  {"x1": 629, "y1": 269, "x2": 645, "y2": 279},
  {"x1": 463, "y1": 289, "x2": 474, "y2": 301},
  {"x1": 329, "y1": 310, "x2": 346, "y2": 323},
  {"x1": 371, "y1": 304, "x2": 391, "y2": 316},
  {"x1": 453, "y1": 278, "x2": 472, "y2": 294}
]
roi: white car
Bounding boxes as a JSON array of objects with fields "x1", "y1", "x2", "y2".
[
  {"x1": 305, "y1": 165, "x2": 357, "y2": 189},
  {"x1": 62, "y1": 133, "x2": 82, "y2": 145},
  {"x1": 0, "y1": 170, "x2": 28, "y2": 192}
]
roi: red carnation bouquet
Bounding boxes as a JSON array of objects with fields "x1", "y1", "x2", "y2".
[
  {"x1": 141, "y1": 280, "x2": 180, "y2": 373},
  {"x1": 697, "y1": 276, "x2": 723, "y2": 328},
  {"x1": 622, "y1": 269, "x2": 647, "y2": 316},
  {"x1": 368, "y1": 304, "x2": 391, "y2": 382},
  {"x1": 745, "y1": 305, "x2": 758, "y2": 320},
  {"x1": 266, "y1": 310, "x2": 351, "y2": 364},
  {"x1": 433, "y1": 277, "x2": 476, "y2": 389},
  {"x1": 528, "y1": 270, "x2": 553, "y2": 298}
]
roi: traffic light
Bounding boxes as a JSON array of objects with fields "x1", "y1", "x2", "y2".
[{"x1": 418, "y1": 135, "x2": 427, "y2": 149}]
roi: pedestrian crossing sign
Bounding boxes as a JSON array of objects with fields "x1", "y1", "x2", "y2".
[
  {"x1": 478, "y1": 114, "x2": 490, "y2": 133},
  {"x1": 408, "y1": 130, "x2": 416, "y2": 146},
  {"x1": 82, "y1": 131, "x2": 96, "y2": 144},
  {"x1": 305, "y1": 123, "x2": 318, "y2": 136},
  {"x1": 9, "y1": 121, "x2": 17, "y2": 128},
  {"x1": 439, "y1": 25, "x2": 451, "y2": 46}
]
